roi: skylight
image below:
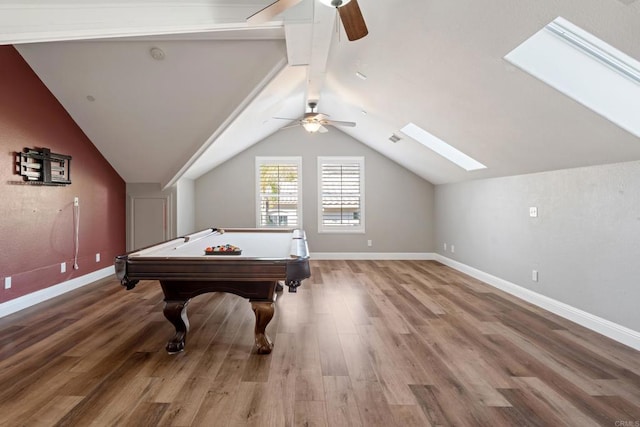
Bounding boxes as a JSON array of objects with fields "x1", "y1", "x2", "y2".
[
  {"x1": 505, "y1": 17, "x2": 640, "y2": 139},
  {"x1": 400, "y1": 123, "x2": 487, "y2": 171}
]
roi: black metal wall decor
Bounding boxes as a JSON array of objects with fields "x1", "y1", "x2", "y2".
[{"x1": 16, "y1": 147, "x2": 72, "y2": 186}]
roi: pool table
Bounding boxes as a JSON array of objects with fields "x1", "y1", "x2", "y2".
[{"x1": 115, "y1": 228, "x2": 310, "y2": 354}]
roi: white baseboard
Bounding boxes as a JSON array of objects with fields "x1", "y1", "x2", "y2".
[
  {"x1": 435, "y1": 254, "x2": 640, "y2": 351},
  {"x1": 311, "y1": 252, "x2": 436, "y2": 260},
  {"x1": 0, "y1": 266, "x2": 115, "y2": 319}
]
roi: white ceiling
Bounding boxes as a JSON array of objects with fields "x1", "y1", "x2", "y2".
[{"x1": 2, "y1": 0, "x2": 640, "y2": 186}]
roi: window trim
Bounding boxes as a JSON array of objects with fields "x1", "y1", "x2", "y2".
[
  {"x1": 255, "y1": 156, "x2": 303, "y2": 228},
  {"x1": 317, "y1": 156, "x2": 365, "y2": 234}
]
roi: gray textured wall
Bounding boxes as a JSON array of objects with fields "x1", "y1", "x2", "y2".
[
  {"x1": 195, "y1": 127, "x2": 435, "y2": 253},
  {"x1": 435, "y1": 160, "x2": 640, "y2": 331}
]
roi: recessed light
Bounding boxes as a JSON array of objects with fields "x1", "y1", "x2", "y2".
[
  {"x1": 361, "y1": 110, "x2": 367, "y2": 115},
  {"x1": 150, "y1": 47, "x2": 165, "y2": 61},
  {"x1": 86, "y1": 95, "x2": 95, "y2": 102}
]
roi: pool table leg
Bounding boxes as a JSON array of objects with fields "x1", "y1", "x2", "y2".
[
  {"x1": 251, "y1": 301, "x2": 274, "y2": 354},
  {"x1": 163, "y1": 299, "x2": 190, "y2": 354}
]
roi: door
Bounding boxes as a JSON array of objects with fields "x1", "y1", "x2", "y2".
[{"x1": 132, "y1": 197, "x2": 167, "y2": 249}]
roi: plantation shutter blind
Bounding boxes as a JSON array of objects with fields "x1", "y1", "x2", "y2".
[
  {"x1": 258, "y1": 162, "x2": 300, "y2": 227},
  {"x1": 320, "y1": 160, "x2": 362, "y2": 228}
]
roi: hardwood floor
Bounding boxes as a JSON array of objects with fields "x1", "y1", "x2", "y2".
[{"x1": 1, "y1": 260, "x2": 639, "y2": 426}]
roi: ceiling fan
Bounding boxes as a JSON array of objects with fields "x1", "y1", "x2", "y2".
[
  {"x1": 275, "y1": 102, "x2": 356, "y2": 133},
  {"x1": 247, "y1": 0, "x2": 368, "y2": 41}
]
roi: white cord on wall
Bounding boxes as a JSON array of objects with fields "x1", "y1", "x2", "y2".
[{"x1": 73, "y1": 199, "x2": 80, "y2": 270}]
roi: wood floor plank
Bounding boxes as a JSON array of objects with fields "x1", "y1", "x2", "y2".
[
  {"x1": 556, "y1": 329, "x2": 640, "y2": 376},
  {"x1": 484, "y1": 326, "x2": 633, "y2": 424},
  {"x1": 409, "y1": 383, "x2": 495, "y2": 427},
  {"x1": 314, "y1": 313, "x2": 349, "y2": 376},
  {"x1": 350, "y1": 379, "x2": 398, "y2": 427},
  {"x1": 89, "y1": 375, "x2": 160, "y2": 426},
  {"x1": 323, "y1": 376, "x2": 363, "y2": 427},
  {"x1": 0, "y1": 356, "x2": 83, "y2": 426},
  {"x1": 189, "y1": 346, "x2": 251, "y2": 426},
  {"x1": 227, "y1": 381, "x2": 270, "y2": 426},
  {"x1": 294, "y1": 400, "x2": 327, "y2": 427},
  {"x1": 511, "y1": 376, "x2": 603, "y2": 426},
  {"x1": 153, "y1": 376, "x2": 210, "y2": 426},
  {"x1": 414, "y1": 322, "x2": 513, "y2": 407},
  {"x1": 0, "y1": 260, "x2": 637, "y2": 425},
  {"x1": 497, "y1": 387, "x2": 568, "y2": 426},
  {"x1": 355, "y1": 324, "x2": 420, "y2": 405},
  {"x1": 125, "y1": 401, "x2": 171, "y2": 427},
  {"x1": 338, "y1": 332, "x2": 378, "y2": 383},
  {"x1": 22, "y1": 395, "x2": 85, "y2": 427},
  {"x1": 388, "y1": 404, "x2": 433, "y2": 427},
  {"x1": 487, "y1": 320, "x2": 618, "y2": 396},
  {"x1": 595, "y1": 379, "x2": 640, "y2": 405},
  {"x1": 55, "y1": 351, "x2": 155, "y2": 426},
  {"x1": 294, "y1": 324, "x2": 325, "y2": 402},
  {"x1": 398, "y1": 282, "x2": 446, "y2": 315}
]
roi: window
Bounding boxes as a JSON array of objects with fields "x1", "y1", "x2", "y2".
[
  {"x1": 318, "y1": 156, "x2": 365, "y2": 233},
  {"x1": 400, "y1": 122, "x2": 486, "y2": 171},
  {"x1": 504, "y1": 16, "x2": 640, "y2": 139},
  {"x1": 256, "y1": 157, "x2": 302, "y2": 228}
]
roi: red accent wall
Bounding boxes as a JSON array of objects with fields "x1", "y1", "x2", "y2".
[{"x1": 0, "y1": 45, "x2": 125, "y2": 303}]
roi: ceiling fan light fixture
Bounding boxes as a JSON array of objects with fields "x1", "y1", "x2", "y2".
[
  {"x1": 318, "y1": 0, "x2": 352, "y2": 8},
  {"x1": 302, "y1": 122, "x2": 322, "y2": 133}
]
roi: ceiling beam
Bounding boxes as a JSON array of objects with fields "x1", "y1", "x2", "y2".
[
  {"x1": 305, "y1": 2, "x2": 336, "y2": 106},
  {"x1": 0, "y1": 2, "x2": 312, "y2": 45}
]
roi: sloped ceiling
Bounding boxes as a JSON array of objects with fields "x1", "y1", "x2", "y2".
[{"x1": 2, "y1": 0, "x2": 640, "y2": 186}]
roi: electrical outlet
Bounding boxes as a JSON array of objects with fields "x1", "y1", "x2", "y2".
[
  {"x1": 367, "y1": 240, "x2": 372, "y2": 247},
  {"x1": 451, "y1": 245, "x2": 455, "y2": 253},
  {"x1": 96, "y1": 253, "x2": 101, "y2": 262},
  {"x1": 4, "y1": 277, "x2": 11, "y2": 289},
  {"x1": 532, "y1": 270, "x2": 539, "y2": 282},
  {"x1": 74, "y1": 197, "x2": 79, "y2": 207},
  {"x1": 61, "y1": 262, "x2": 66, "y2": 273},
  {"x1": 529, "y1": 206, "x2": 538, "y2": 217}
]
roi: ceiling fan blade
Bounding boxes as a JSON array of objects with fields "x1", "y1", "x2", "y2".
[
  {"x1": 281, "y1": 122, "x2": 302, "y2": 130},
  {"x1": 326, "y1": 119, "x2": 356, "y2": 127},
  {"x1": 304, "y1": 112, "x2": 323, "y2": 120},
  {"x1": 319, "y1": 125, "x2": 329, "y2": 133},
  {"x1": 273, "y1": 116, "x2": 300, "y2": 121},
  {"x1": 338, "y1": 0, "x2": 368, "y2": 41},
  {"x1": 247, "y1": 0, "x2": 302, "y2": 25}
]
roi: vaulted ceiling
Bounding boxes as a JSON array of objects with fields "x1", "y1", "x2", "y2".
[{"x1": 2, "y1": 0, "x2": 640, "y2": 187}]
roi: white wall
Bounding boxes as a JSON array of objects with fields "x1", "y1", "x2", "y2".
[
  {"x1": 176, "y1": 177, "x2": 195, "y2": 236},
  {"x1": 194, "y1": 127, "x2": 435, "y2": 254},
  {"x1": 435, "y1": 160, "x2": 640, "y2": 332}
]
